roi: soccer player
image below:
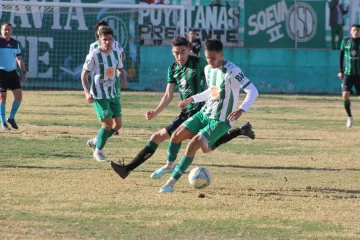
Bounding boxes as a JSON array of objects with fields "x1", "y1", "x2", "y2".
[
  {"x1": 110, "y1": 36, "x2": 255, "y2": 179},
  {"x1": 0, "y1": 22, "x2": 27, "y2": 130},
  {"x1": 87, "y1": 20, "x2": 126, "y2": 145},
  {"x1": 338, "y1": 24, "x2": 360, "y2": 127},
  {"x1": 81, "y1": 26, "x2": 126, "y2": 162},
  {"x1": 159, "y1": 39, "x2": 258, "y2": 193}
]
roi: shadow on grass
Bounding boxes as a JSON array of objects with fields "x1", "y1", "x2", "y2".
[
  {"x1": 256, "y1": 137, "x2": 322, "y2": 141},
  {"x1": 200, "y1": 163, "x2": 360, "y2": 172},
  {"x1": 0, "y1": 165, "x2": 102, "y2": 170}
]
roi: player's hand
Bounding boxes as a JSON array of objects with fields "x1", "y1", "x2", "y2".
[
  {"x1": 121, "y1": 80, "x2": 128, "y2": 88},
  {"x1": 145, "y1": 111, "x2": 157, "y2": 120},
  {"x1": 22, "y1": 72, "x2": 27, "y2": 82},
  {"x1": 86, "y1": 92, "x2": 94, "y2": 103},
  {"x1": 178, "y1": 100, "x2": 187, "y2": 109},
  {"x1": 338, "y1": 72, "x2": 344, "y2": 80},
  {"x1": 227, "y1": 109, "x2": 244, "y2": 121},
  {"x1": 178, "y1": 97, "x2": 193, "y2": 109}
]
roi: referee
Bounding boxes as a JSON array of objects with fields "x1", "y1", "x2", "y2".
[{"x1": 0, "y1": 22, "x2": 27, "y2": 130}]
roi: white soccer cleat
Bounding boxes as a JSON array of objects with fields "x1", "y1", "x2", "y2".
[
  {"x1": 93, "y1": 151, "x2": 109, "y2": 163},
  {"x1": 150, "y1": 166, "x2": 174, "y2": 179},
  {"x1": 87, "y1": 138, "x2": 96, "y2": 152},
  {"x1": 346, "y1": 117, "x2": 353, "y2": 128}
]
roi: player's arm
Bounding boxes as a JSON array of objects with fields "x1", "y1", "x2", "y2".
[
  {"x1": 81, "y1": 55, "x2": 95, "y2": 103},
  {"x1": 16, "y1": 55, "x2": 27, "y2": 82},
  {"x1": 227, "y1": 70, "x2": 258, "y2": 121},
  {"x1": 338, "y1": 39, "x2": 345, "y2": 80},
  {"x1": 178, "y1": 88, "x2": 211, "y2": 109},
  {"x1": 146, "y1": 83, "x2": 176, "y2": 120},
  {"x1": 116, "y1": 42, "x2": 126, "y2": 61},
  {"x1": 15, "y1": 43, "x2": 27, "y2": 82},
  {"x1": 118, "y1": 68, "x2": 127, "y2": 88},
  {"x1": 115, "y1": 49, "x2": 127, "y2": 88}
]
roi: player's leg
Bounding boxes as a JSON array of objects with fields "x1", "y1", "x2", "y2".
[
  {"x1": 207, "y1": 122, "x2": 255, "y2": 152},
  {"x1": 0, "y1": 71, "x2": 10, "y2": 130},
  {"x1": 160, "y1": 118, "x2": 230, "y2": 192},
  {"x1": 88, "y1": 98, "x2": 121, "y2": 148},
  {"x1": 92, "y1": 99, "x2": 113, "y2": 162},
  {"x1": 111, "y1": 128, "x2": 171, "y2": 179},
  {"x1": 111, "y1": 111, "x2": 190, "y2": 179},
  {"x1": 151, "y1": 125, "x2": 194, "y2": 180},
  {"x1": 7, "y1": 71, "x2": 22, "y2": 129},
  {"x1": 150, "y1": 112, "x2": 202, "y2": 180},
  {"x1": 342, "y1": 75, "x2": 353, "y2": 127},
  {"x1": 0, "y1": 91, "x2": 9, "y2": 130}
]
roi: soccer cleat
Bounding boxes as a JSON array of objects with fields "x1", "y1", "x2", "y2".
[
  {"x1": 87, "y1": 139, "x2": 96, "y2": 152},
  {"x1": 347, "y1": 117, "x2": 353, "y2": 128},
  {"x1": 110, "y1": 161, "x2": 130, "y2": 179},
  {"x1": 239, "y1": 122, "x2": 255, "y2": 139},
  {"x1": 150, "y1": 166, "x2": 174, "y2": 179},
  {"x1": 159, "y1": 184, "x2": 174, "y2": 193},
  {"x1": 113, "y1": 130, "x2": 119, "y2": 136},
  {"x1": 2, "y1": 123, "x2": 10, "y2": 131},
  {"x1": 93, "y1": 151, "x2": 109, "y2": 163},
  {"x1": 7, "y1": 118, "x2": 18, "y2": 129}
]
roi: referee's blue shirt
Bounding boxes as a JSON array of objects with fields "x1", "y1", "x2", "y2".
[{"x1": 0, "y1": 37, "x2": 21, "y2": 72}]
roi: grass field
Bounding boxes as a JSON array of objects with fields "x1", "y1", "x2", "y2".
[{"x1": 1, "y1": 91, "x2": 360, "y2": 240}]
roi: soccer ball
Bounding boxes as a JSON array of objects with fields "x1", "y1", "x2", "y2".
[{"x1": 188, "y1": 166, "x2": 211, "y2": 189}]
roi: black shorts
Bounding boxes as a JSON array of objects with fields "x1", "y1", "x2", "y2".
[
  {"x1": 342, "y1": 75, "x2": 360, "y2": 95},
  {"x1": 165, "y1": 109, "x2": 199, "y2": 136}
]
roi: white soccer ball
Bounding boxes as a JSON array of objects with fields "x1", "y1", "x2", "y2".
[{"x1": 188, "y1": 166, "x2": 211, "y2": 189}]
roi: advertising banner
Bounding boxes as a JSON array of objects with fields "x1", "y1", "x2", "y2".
[{"x1": 244, "y1": 0, "x2": 326, "y2": 48}]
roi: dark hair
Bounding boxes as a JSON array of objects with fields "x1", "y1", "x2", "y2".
[
  {"x1": 94, "y1": 20, "x2": 108, "y2": 39},
  {"x1": 1, "y1": 22, "x2": 12, "y2": 28},
  {"x1": 189, "y1": 28, "x2": 195, "y2": 33},
  {"x1": 98, "y1": 26, "x2": 113, "y2": 37},
  {"x1": 171, "y1": 36, "x2": 188, "y2": 47},
  {"x1": 351, "y1": 24, "x2": 360, "y2": 29},
  {"x1": 204, "y1": 39, "x2": 223, "y2": 52}
]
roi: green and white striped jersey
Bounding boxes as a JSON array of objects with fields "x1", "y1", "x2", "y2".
[
  {"x1": 89, "y1": 40, "x2": 124, "y2": 55},
  {"x1": 193, "y1": 60, "x2": 257, "y2": 125},
  {"x1": 83, "y1": 48, "x2": 123, "y2": 99}
]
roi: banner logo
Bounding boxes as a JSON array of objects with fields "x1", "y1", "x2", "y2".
[{"x1": 286, "y1": 3, "x2": 317, "y2": 42}]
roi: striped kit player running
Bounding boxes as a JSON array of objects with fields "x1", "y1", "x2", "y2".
[{"x1": 81, "y1": 26, "x2": 127, "y2": 162}]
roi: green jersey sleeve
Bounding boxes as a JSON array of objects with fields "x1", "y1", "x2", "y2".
[
  {"x1": 167, "y1": 65, "x2": 176, "y2": 84},
  {"x1": 340, "y1": 39, "x2": 346, "y2": 51}
]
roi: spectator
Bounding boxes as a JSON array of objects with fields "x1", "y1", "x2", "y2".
[
  {"x1": 210, "y1": 0, "x2": 230, "y2": 7},
  {"x1": 329, "y1": 0, "x2": 349, "y2": 50},
  {"x1": 188, "y1": 28, "x2": 201, "y2": 57}
]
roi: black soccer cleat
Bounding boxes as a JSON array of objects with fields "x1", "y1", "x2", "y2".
[
  {"x1": 113, "y1": 130, "x2": 119, "y2": 136},
  {"x1": 7, "y1": 118, "x2": 18, "y2": 129},
  {"x1": 239, "y1": 122, "x2": 255, "y2": 140},
  {"x1": 110, "y1": 161, "x2": 130, "y2": 179}
]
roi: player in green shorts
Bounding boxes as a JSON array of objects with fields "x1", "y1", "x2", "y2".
[
  {"x1": 81, "y1": 26, "x2": 127, "y2": 162},
  {"x1": 86, "y1": 20, "x2": 127, "y2": 144},
  {"x1": 338, "y1": 24, "x2": 360, "y2": 127},
  {"x1": 110, "y1": 36, "x2": 255, "y2": 180},
  {"x1": 159, "y1": 39, "x2": 259, "y2": 193}
]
